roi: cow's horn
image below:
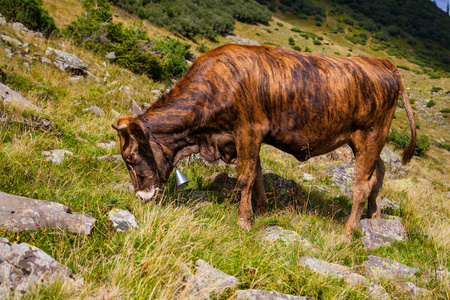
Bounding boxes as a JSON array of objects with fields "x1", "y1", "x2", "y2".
[{"x1": 111, "y1": 124, "x2": 127, "y2": 132}]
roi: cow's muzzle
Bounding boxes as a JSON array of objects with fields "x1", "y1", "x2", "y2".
[{"x1": 136, "y1": 187, "x2": 159, "y2": 202}]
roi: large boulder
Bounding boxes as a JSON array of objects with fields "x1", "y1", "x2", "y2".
[
  {"x1": 363, "y1": 256, "x2": 418, "y2": 280},
  {"x1": 0, "y1": 82, "x2": 42, "y2": 113},
  {"x1": 45, "y1": 47, "x2": 87, "y2": 72},
  {"x1": 0, "y1": 192, "x2": 96, "y2": 235},
  {"x1": 360, "y1": 219, "x2": 407, "y2": 250},
  {"x1": 0, "y1": 237, "x2": 83, "y2": 298}
]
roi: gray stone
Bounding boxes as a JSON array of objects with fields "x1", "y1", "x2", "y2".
[
  {"x1": 0, "y1": 82, "x2": 42, "y2": 112},
  {"x1": 363, "y1": 256, "x2": 418, "y2": 280},
  {"x1": 225, "y1": 34, "x2": 261, "y2": 45},
  {"x1": 119, "y1": 85, "x2": 141, "y2": 96},
  {"x1": 326, "y1": 144, "x2": 354, "y2": 164},
  {"x1": 12, "y1": 22, "x2": 29, "y2": 32},
  {"x1": 105, "y1": 51, "x2": 116, "y2": 60},
  {"x1": 433, "y1": 265, "x2": 449, "y2": 282},
  {"x1": 0, "y1": 16, "x2": 6, "y2": 24},
  {"x1": 107, "y1": 209, "x2": 139, "y2": 232},
  {"x1": 380, "y1": 147, "x2": 400, "y2": 165},
  {"x1": 129, "y1": 99, "x2": 143, "y2": 116},
  {"x1": 96, "y1": 140, "x2": 116, "y2": 149},
  {"x1": 151, "y1": 89, "x2": 161, "y2": 96},
  {"x1": 360, "y1": 219, "x2": 407, "y2": 250},
  {"x1": 110, "y1": 109, "x2": 120, "y2": 117},
  {"x1": 328, "y1": 164, "x2": 354, "y2": 197},
  {"x1": 40, "y1": 57, "x2": 52, "y2": 64},
  {"x1": 0, "y1": 34, "x2": 22, "y2": 47},
  {"x1": 395, "y1": 281, "x2": 430, "y2": 296},
  {"x1": 367, "y1": 282, "x2": 390, "y2": 300},
  {"x1": 83, "y1": 70, "x2": 100, "y2": 83},
  {"x1": 41, "y1": 149, "x2": 73, "y2": 164},
  {"x1": 299, "y1": 256, "x2": 368, "y2": 285},
  {"x1": 180, "y1": 259, "x2": 239, "y2": 299},
  {"x1": 260, "y1": 226, "x2": 314, "y2": 248},
  {"x1": 97, "y1": 155, "x2": 122, "y2": 162},
  {"x1": 0, "y1": 237, "x2": 83, "y2": 297},
  {"x1": 302, "y1": 173, "x2": 315, "y2": 181},
  {"x1": 82, "y1": 105, "x2": 105, "y2": 116},
  {"x1": 45, "y1": 47, "x2": 87, "y2": 71},
  {"x1": 235, "y1": 289, "x2": 314, "y2": 300},
  {"x1": 0, "y1": 192, "x2": 96, "y2": 235},
  {"x1": 69, "y1": 75, "x2": 84, "y2": 82}
]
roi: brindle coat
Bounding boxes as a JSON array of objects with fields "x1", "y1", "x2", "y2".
[{"x1": 113, "y1": 44, "x2": 416, "y2": 234}]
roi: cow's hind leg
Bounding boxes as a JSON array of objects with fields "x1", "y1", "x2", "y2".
[
  {"x1": 345, "y1": 133, "x2": 385, "y2": 235},
  {"x1": 253, "y1": 157, "x2": 269, "y2": 215},
  {"x1": 366, "y1": 158, "x2": 385, "y2": 219}
]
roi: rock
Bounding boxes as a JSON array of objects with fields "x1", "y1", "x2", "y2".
[
  {"x1": 97, "y1": 155, "x2": 122, "y2": 162},
  {"x1": 225, "y1": 34, "x2": 261, "y2": 46},
  {"x1": 83, "y1": 70, "x2": 100, "y2": 83},
  {"x1": 260, "y1": 226, "x2": 314, "y2": 248},
  {"x1": 0, "y1": 237, "x2": 83, "y2": 297},
  {"x1": 395, "y1": 281, "x2": 430, "y2": 296},
  {"x1": 82, "y1": 105, "x2": 105, "y2": 116},
  {"x1": 110, "y1": 109, "x2": 120, "y2": 117},
  {"x1": 119, "y1": 85, "x2": 141, "y2": 96},
  {"x1": 326, "y1": 144, "x2": 353, "y2": 163},
  {"x1": 180, "y1": 259, "x2": 239, "y2": 299},
  {"x1": 45, "y1": 47, "x2": 87, "y2": 71},
  {"x1": 0, "y1": 15, "x2": 6, "y2": 24},
  {"x1": 41, "y1": 149, "x2": 73, "y2": 164},
  {"x1": 380, "y1": 198, "x2": 401, "y2": 212},
  {"x1": 380, "y1": 147, "x2": 400, "y2": 165},
  {"x1": 12, "y1": 22, "x2": 29, "y2": 32},
  {"x1": 69, "y1": 75, "x2": 84, "y2": 82},
  {"x1": 328, "y1": 164, "x2": 354, "y2": 197},
  {"x1": 360, "y1": 219, "x2": 407, "y2": 250},
  {"x1": 234, "y1": 290, "x2": 314, "y2": 300},
  {"x1": 262, "y1": 173, "x2": 297, "y2": 204},
  {"x1": 128, "y1": 99, "x2": 143, "y2": 116},
  {"x1": 0, "y1": 34, "x2": 22, "y2": 47},
  {"x1": 107, "y1": 209, "x2": 139, "y2": 232},
  {"x1": 0, "y1": 82, "x2": 42, "y2": 112},
  {"x1": 151, "y1": 89, "x2": 161, "y2": 97},
  {"x1": 40, "y1": 57, "x2": 52, "y2": 64},
  {"x1": 105, "y1": 51, "x2": 116, "y2": 60},
  {"x1": 433, "y1": 266, "x2": 449, "y2": 282},
  {"x1": 0, "y1": 191, "x2": 96, "y2": 235},
  {"x1": 299, "y1": 256, "x2": 368, "y2": 285},
  {"x1": 96, "y1": 140, "x2": 116, "y2": 149},
  {"x1": 363, "y1": 256, "x2": 418, "y2": 280},
  {"x1": 367, "y1": 282, "x2": 389, "y2": 300},
  {"x1": 302, "y1": 173, "x2": 315, "y2": 181}
]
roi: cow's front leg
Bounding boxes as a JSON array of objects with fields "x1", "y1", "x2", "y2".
[
  {"x1": 235, "y1": 129, "x2": 265, "y2": 231},
  {"x1": 253, "y1": 157, "x2": 268, "y2": 215}
]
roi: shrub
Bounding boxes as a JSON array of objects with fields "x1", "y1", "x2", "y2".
[
  {"x1": 0, "y1": 0, "x2": 57, "y2": 37},
  {"x1": 315, "y1": 21, "x2": 322, "y2": 27},
  {"x1": 397, "y1": 65, "x2": 410, "y2": 71},
  {"x1": 304, "y1": 46, "x2": 311, "y2": 53},
  {"x1": 288, "y1": 37, "x2": 295, "y2": 46},
  {"x1": 426, "y1": 100, "x2": 436, "y2": 108},
  {"x1": 430, "y1": 87, "x2": 443, "y2": 93},
  {"x1": 345, "y1": 34, "x2": 365, "y2": 45},
  {"x1": 373, "y1": 31, "x2": 390, "y2": 42},
  {"x1": 440, "y1": 108, "x2": 450, "y2": 113},
  {"x1": 387, "y1": 129, "x2": 430, "y2": 156},
  {"x1": 292, "y1": 45, "x2": 301, "y2": 51},
  {"x1": 291, "y1": 27, "x2": 302, "y2": 33},
  {"x1": 277, "y1": 22, "x2": 283, "y2": 27},
  {"x1": 410, "y1": 98, "x2": 416, "y2": 104},
  {"x1": 343, "y1": 18, "x2": 354, "y2": 26},
  {"x1": 330, "y1": 28, "x2": 339, "y2": 34},
  {"x1": 196, "y1": 43, "x2": 210, "y2": 53},
  {"x1": 313, "y1": 39, "x2": 322, "y2": 45}
]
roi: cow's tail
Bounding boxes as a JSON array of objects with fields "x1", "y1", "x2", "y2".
[{"x1": 398, "y1": 76, "x2": 416, "y2": 165}]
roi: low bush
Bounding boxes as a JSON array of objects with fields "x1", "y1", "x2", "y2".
[
  {"x1": 430, "y1": 87, "x2": 443, "y2": 93},
  {"x1": 313, "y1": 39, "x2": 322, "y2": 45},
  {"x1": 440, "y1": 108, "x2": 450, "y2": 113},
  {"x1": 387, "y1": 129, "x2": 430, "y2": 157},
  {"x1": 426, "y1": 100, "x2": 436, "y2": 108},
  {"x1": 288, "y1": 37, "x2": 295, "y2": 46},
  {"x1": 291, "y1": 27, "x2": 302, "y2": 33},
  {"x1": 0, "y1": 0, "x2": 57, "y2": 37},
  {"x1": 292, "y1": 45, "x2": 301, "y2": 51}
]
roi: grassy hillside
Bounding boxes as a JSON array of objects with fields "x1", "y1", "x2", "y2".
[{"x1": 0, "y1": 0, "x2": 449, "y2": 299}]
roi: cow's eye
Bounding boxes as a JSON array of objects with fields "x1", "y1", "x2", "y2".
[{"x1": 126, "y1": 154, "x2": 135, "y2": 163}]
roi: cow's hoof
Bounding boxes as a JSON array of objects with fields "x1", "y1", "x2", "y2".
[
  {"x1": 237, "y1": 217, "x2": 253, "y2": 231},
  {"x1": 258, "y1": 206, "x2": 269, "y2": 216}
]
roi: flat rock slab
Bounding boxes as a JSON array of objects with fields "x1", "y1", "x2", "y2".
[
  {"x1": 107, "y1": 209, "x2": 139, "y2": 232},
  {"x1": 328, "y1": 164, "x2": 354, "y2": 198},
  {"x1": 360, "y1": 219, "x2": 407, "y2": 249},
  {"x1": 299, "y1": 256, "x2": 368, "y2": 285},
  {"x1": 363, "y1": 256, "x2": 418, "y2": 280},
  {"x1": 234, "y1": 289, "x2": 314, "y2": 300},
  {"x1": 45, "y1": 47, "x2": 87, "y2": 71},
  {"x1": 260, "y1": 226, "x2": 313, "y2": 249},
  {"x1": 0, "y1": 237, "x2": 82, "y2": 298},
  {"x1": 0, "y1": 34, "x2": 22, "y2": 47},
  {"x1": 180, "y1": 259, "x2": 239, "y2": 299},
  {"x1": 0, "y1": 192, "x2": 96, "y2": 235},
  {"x1": 41, "y1": 149, "x2": 73, "y2": 164},
  {"x1": 395, "y1": 281, "x2": 430, "y2": 296},
  {"x1": 0, "y1": 82, "x2": 42, "y2": 112}
]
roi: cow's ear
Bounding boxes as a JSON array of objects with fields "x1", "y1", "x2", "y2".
[{"x1": 128, "y1": 121, "x2": 148, "y2": 142}]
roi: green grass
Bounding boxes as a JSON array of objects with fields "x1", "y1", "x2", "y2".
[{"x1": 1, "y1": 2, "x2": 450, "y2": 299}]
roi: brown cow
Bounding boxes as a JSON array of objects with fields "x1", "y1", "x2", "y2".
[{"x1": 112, "y1": 44, "x2": 416, "y2": 234}]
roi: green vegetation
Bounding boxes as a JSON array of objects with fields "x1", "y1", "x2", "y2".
[
  {"x1": 0, "y1": 0, "x2": 57, "y2": 36},
  {"x1": 111, "y1": 0, "x2": 271, "y2": 40},
  {"x1": 387, "y1": 129, "x2": 431, "y2": 157},
  {"x1": 290, "y1": 27, "x2": 302, "y2": 33},
  {"x1": 440, "y1": 108, "x2": 450, "y2": 113},
  {"x1": 431, "y1": 87, "x2": 443, "y2": 93},
  {"x1": 63, "y1": 0, "x2": 191, "y2": 80},
  {"x1": 426, "y1": 100, "x2": 436, "y2": 108}
]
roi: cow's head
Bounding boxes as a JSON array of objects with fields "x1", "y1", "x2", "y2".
[{"x1": 112, "y1": 116, "x2": 173, "y2": 202}]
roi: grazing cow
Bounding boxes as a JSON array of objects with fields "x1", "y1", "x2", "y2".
[{"x1": 112, "y1": 44, "x2": 416, "y2": 234}]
